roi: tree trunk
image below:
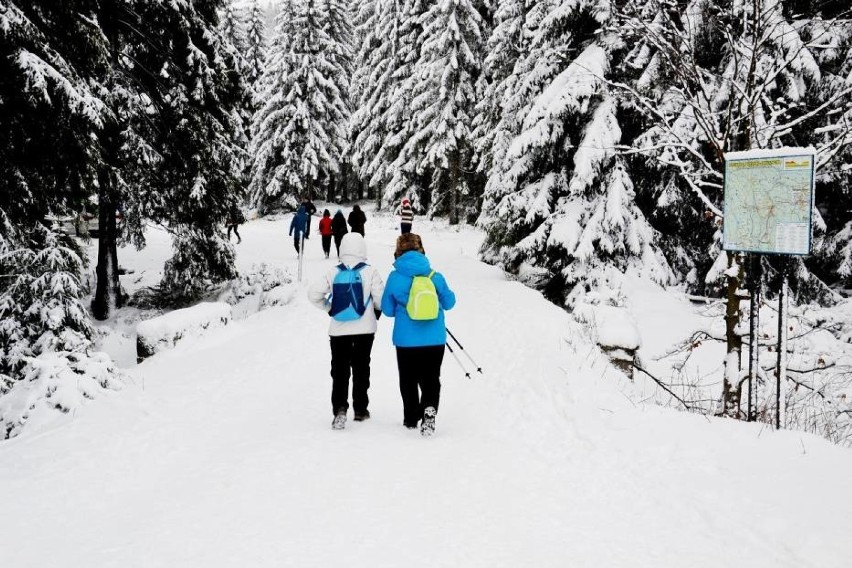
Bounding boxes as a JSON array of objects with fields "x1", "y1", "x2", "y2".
[
  {"x1": 449, "y1": 153, "x2": 460, "y2": 225},
  {"x1": 719, "y1": 251, "x2": 745, "y2": 416},
  {"x1": 92, "y1": 173, "x2": 122, "y2": 320}
]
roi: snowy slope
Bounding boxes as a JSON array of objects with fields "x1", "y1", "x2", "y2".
[{"x1": 1, "y1": 209, "x2": 851, "y2": 567}]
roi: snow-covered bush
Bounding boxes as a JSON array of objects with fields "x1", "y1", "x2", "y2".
[
  {"x1": 646, "y1": 295, "x2": 852, "y2": 446},
  {"x1": 0, "y1": 351, "x2": 120, "y2": 439},
  {"x1": 136, "y1": 302, "x2": 232, "y2": 362},
  {"x1": 160, "y1": 228, "x2": 238, "y2": 305},
  {"x1": 0, "y1": 223, "x2": 121, "y2": 439},
  {"x1": 217, "y1": 263, "x2": 297, "y2": 313}
]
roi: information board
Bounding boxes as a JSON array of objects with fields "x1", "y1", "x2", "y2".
[{"x1": 722, "y1": 148, "x2": 815, "y2": 255}]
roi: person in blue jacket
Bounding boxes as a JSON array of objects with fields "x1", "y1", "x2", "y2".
[
  {"x1": 289, "y1": 205, "x2": 309, "y2": 254},
  {"x1": 381, "y1": 233, "x2": 456, "y2": 436}
]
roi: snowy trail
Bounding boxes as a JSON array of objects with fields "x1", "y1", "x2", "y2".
[{"x1": 1, "y1": 211, "x2": 851, "y2": 567}]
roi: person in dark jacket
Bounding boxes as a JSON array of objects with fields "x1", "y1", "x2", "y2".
[
  {"x1": 289, "y1": 205, "x2": 309, "y2": 254},
  {"x1": 226, "y1": 202, "x2": 245, "y2": 244},
  {"x1": 302, "y1": 197, "x2": 317, "y2": 220},
  {"x1": 381, "y1": 233, "x2": 456, "y2": 436},
  {"x1": 348, "y1": 204, "x2": 367, "y2": 236},
  {"x1": 318, "y1": 209, "x2": 333, "y2": 258},
  {"x1": 331, "y1": 209, "x2": 348, "y2": 257}
]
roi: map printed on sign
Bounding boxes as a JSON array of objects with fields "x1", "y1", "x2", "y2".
[{"x1": 722, "y1": 148, "x2": 815, "y2": 256}]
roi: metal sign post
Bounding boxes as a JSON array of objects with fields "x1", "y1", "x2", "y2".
[
  {"x1": 722, "y1": 147, "x2": 815, "y2": 428},
  {"x1": 747, "y1": 254, "x2": 761, "y2": 422},
  {"x1": 775, "y1": 259, "x2": 789, "y2": 429}
]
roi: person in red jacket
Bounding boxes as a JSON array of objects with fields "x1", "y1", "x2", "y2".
[{"x1": 318, "y1": 209, "x2": 334, "y2": 258}]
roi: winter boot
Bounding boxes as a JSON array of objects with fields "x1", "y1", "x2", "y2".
[
  {"x1": 420, "y1": 407, "x2": 436, "y2": 437},
  {"x1": 353, "y1": 410, "x2": 370, "y2": 422},
  {"x1": 332, "y1": 410, "x2": 347, "y2": 430}
]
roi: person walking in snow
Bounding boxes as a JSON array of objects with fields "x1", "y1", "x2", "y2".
[
  {"x1": 289, "y1": 205, "x2": 309, "y2": 254},
  {"x1": 381, "y1": 233, "x2": 456, "y2": 436},
  {"x1": 226, "y1": 202, "x2": 245, "y2": 244},
  {"x1": 348, "y1": 204, "x2": 367, "y2": 236},
  {"x1": 318, "y1": 209, "x2": 334, "y2": 258},
  {"x1": 395, "y1": 198, "x2": 414, "y2": 234},
  {"x1": 331, "y1": 209, "x2": 348, "y2": 258},
  {"x1": 308, "y1": 233, "x2": 385, "y2": 430},
  {"x1": 301, "y1": 196, "x2": 318, "y2": 219}
]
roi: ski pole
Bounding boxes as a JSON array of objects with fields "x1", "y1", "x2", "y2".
[
  {"x1": 445, "y1": 342, "x2": 471, "y2": 379},
  {"x1": 298, "y1": 233, "x2": 305, "y2": 282},
  {"x1": 446, "y1": 328, "x2": 482, "y2": 374}
]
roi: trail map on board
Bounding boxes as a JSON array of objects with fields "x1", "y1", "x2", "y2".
[{"x1": 722, "y1": 150, "x2": 815, "y2": 255}]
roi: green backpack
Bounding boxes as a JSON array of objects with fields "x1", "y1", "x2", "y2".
[{"x1": 406, "y1": 271, "x2": 439, "y2": 320}]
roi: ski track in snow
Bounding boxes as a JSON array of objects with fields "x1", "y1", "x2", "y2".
[{"x1": 1, "y1": 209, "x2": 851, "y2": 567}]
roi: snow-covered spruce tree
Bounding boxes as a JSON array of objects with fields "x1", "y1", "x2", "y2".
[
  {"x1": 245, "y1": 0, "x2": 268, "y2": 91},
  {"x1": 94, "y1": 0, "x2": 245, "y2": 308},
  {"x1": 0, "y1": 0, "x2": 105, "y2": 227},
  {"x1": 475, "y1": 0, "x2": 560, "y2": 227},
  {"x1": 616, "y1": 0, "x2": 852, "y2": 416},
  {"x1": 220, "y1": 0, "x2": 248, "y2": 61},
  {"x1": 479, "y1": 1, "x2": 671, "y2": 305},
  {"x1": 249, "y1": 0, "x2": 350, "y2": 211},
  {"x1": 471, "y1": 0, "x2": 529, "y2": 179},
  {"x1": 350, "y1": 0, "x2": 405, "y2": 202},
  {"x1": 390, "y1": 0, "x2": 485, "y2": 222},
  {"x1": 374, "y1": 0, "x2": 433, "y2": 209},
  {"x1": 0, "y1": 222, "x2": 120, "y2": 439}
]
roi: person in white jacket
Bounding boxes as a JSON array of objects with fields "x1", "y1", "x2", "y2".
[{"x1": 307, "y1": 232, "x2": 385, "y2": 430}]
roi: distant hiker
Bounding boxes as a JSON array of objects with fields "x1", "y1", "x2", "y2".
[
  {"x1": 348, "y1": 204, "x2": 367, "y2": 236},
  {"x1": 226, "y1": 202, "x2": 245, "y2": 244},
  {"x1": 318, "y1": 209, "x2": 333, "y2": 259},
  {"x1": 395, "y1": 198, "x2": 414, "y2": 234},
  {"x1": 301, "y1": 196, "x2": 318, "y2": 218},
  {"x1": 289, "y1": 205, "x2": 309, "y2": 254},
  {"x1": 308, "y1": 232, "x2": 386, "y2": 430},
  {"x1": 381, "y1": 233, "x2": 456, "y2": 436},
  {"x1": 331, "y1": 209, "x2": 348, "y2": 257}
]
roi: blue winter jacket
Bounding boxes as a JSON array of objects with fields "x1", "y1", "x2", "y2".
[
  {"x1": 381, "y1": 251, "x2": 456, "y2": 347},
  {"x1": 289, "y1": 206, "x2": 309, "y2": 239}
]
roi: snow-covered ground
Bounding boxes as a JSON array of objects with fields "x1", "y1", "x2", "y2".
[{"x1": 1, "y1": 208, "x2": 851, "y2": 567}]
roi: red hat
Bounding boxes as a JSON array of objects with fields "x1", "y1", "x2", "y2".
[{"x1": 402, "y1": 198, "x2": 410, "y2": 204}]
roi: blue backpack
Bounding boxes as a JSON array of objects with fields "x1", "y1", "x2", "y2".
[{"x1": 329, "y1": 262, "x2": 370, "y2": 322}]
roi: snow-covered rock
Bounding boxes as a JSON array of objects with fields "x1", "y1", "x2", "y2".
[
  {"x1": 136, "y1": 302, "x2": 232, "y2": 362},
  {"x1": 574, "y1": 302, "x2": 641, "y2": 377}
]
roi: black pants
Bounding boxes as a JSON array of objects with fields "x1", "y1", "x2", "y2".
[
  {"x1": 400, "y1": 222, "x2": 412, "y2": 234},
  {"x1": 321, "y1": 235, "x2": 332, "y2": 257},
  {"x1": 330, "y1": 334, "x2": 375, "y2": 415},
  {"x1": 293, "y1": 234, "x2": 302, "y2": 253},
  {"x1": 333, "y1": 234, "x2": 344, "y2": 256},
  {"x1": 395, "y1": 345, "x2": 445, "y2": 426},
  {"x1": 227, "y1": 224, "x2": 241, "y2": 242}
]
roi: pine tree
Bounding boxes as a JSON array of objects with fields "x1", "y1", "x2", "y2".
[
  {"x1": 471, "y1": 0, "x2": 528, "y2": 178},
  {"x1": 479, "y1": 1, "x2": 671, "y2": 306},
  {"x1": 393, "y1": 0, "x2": 485, "y2": 223},
  {"x1": 245, "y1": 0, "x2": 268, "y2": 90},
  {"x1": 92, "y1": 0, "x2": 245, "y2": 308},
  {"x1": 0, "y1": 0, "x2": 106, "y2": 227},
  {"x1": 374, "y1": 0, "x2": 433, "y2": 208},
  {"x1": 350, "y1": 0, "x2": 405, "y2": 200},
  {"x1": 616, "y1": 0, "x2": 852, "y2": 416},
  {"x1": 249, "y1": 0, "x2": 350, "y2": 210}
]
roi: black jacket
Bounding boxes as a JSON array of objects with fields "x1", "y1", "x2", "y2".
[
  {"x1": 348, "y1": 209, "x2": 367, "y2": 235},
  {"x1": 331, "y1": 211, "x2": 348, "y2": 237}
]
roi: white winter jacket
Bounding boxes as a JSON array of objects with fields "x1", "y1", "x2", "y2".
[{"x1": 307, "y1": 233, "x2": 385, "y2": 336}]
